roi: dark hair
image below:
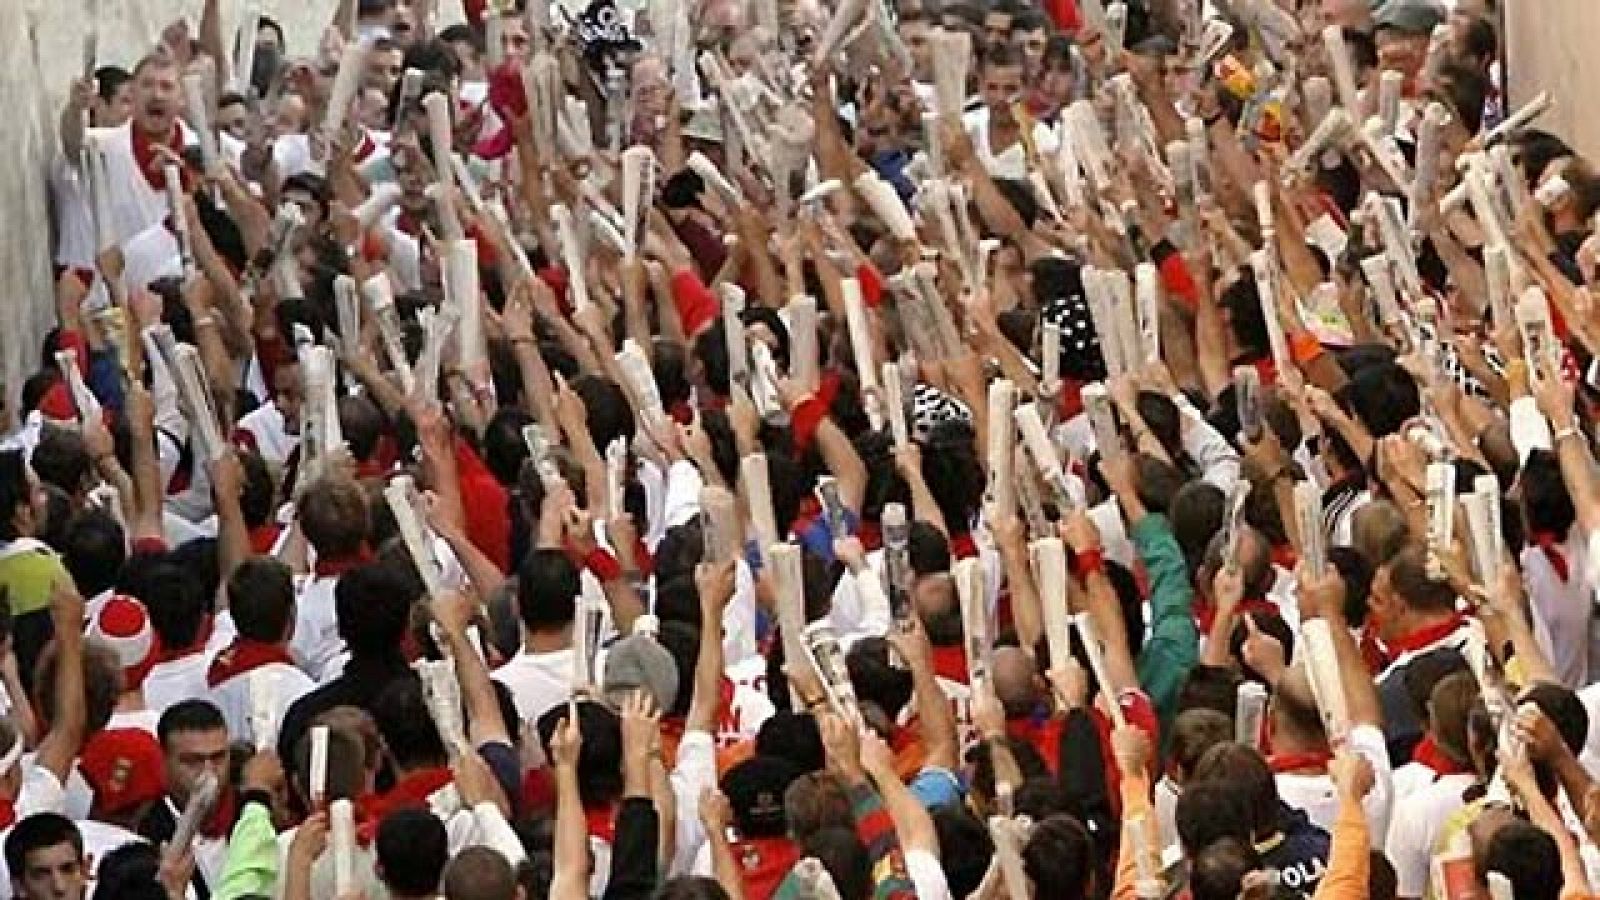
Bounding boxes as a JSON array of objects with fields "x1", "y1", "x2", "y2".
[
  {"x1": 571, "y1": 375, "x2": 635, "y2": 452},
  {"x1": 656, "y1": 879, "x2": 732, "y2": 900},
  {"x1": 1434, "y1": 61, "x2": 1488, "y2": 135},
  {"x1": 1513, "y1": 130, "x2": 1574, "y2": 183},
  {"x1": 1170, "y1": 708, "x2": 1234, "y2": 780},
  {"x1": 1174, "y1": 779, "x2": 1253, "y2": 856},
  {"x1": 1521, "y1": 449, "x2": 1577, "y2": 540},
  {"x1": 1521, "y1": 681, "x2": 1590, "y2": 758},
  {"x1": 62, "y1": 509, "x2": 126, "y2": 599},
  {"x1": 92, "y1": 841, "x2": 166, "y2": 900},
  {"x1": 157, "y1": 699, "x2": 228, "y2": 747},
  {"x1": 94, "y1": 66, "x2": 133, "y2": 103},
  {"x1": 1023, "y1": 815, "x2": 1095, "y2": 898},
  {"x1": 756, "y1": 712, "x2": 825, "y2": 773},
  {"x1": 4, "y1": 813, "x2": 83, "y2": 886},
  {"x1": 516, "y1": 548, "x2": 579, "y2": 632},
  {"x1": 229, "y1": 557, "x2": 295, "y2": 642},
  {"x1": 1190, "y1": 837, "x2": 1261, "y2": 900},
  {"x1": 784, "y1": 770, "x2": 853, "y2": 841},
  {"x1": 239, "y1": 450, "x2": 276, "y2": 529},
  {"x1": 536, "y1": 701, "x2": 624, "y2": 807},
  {"x1": 338, "y1": 395, "x2": 386, "y2": 464},
  {"x1": 299, "y1": 476, "x2": 370, "y2": 558},
  {"x1": 31, "y1": 426, "x2": 90, "y2": 496},
  {"x1": 1178, "y1": 665, "x2": 1244, "y2": 720},
  {"x1": 1341, "y1": 362, "x2": 1420, "y2": 440},
  {"x1": 1482, "y1": 819, "x2": 1561, "y2": 900},
  {"x1": 846, "y1": 637, "x2": 914, "y2": 722},
  {"x1": 933, "y1": 806, "x2": 995, "y2": 897},
  {"x1": 442, "y1": 846, "x2": 517, "y2": 900},
  {"x1": 335, "y1": 561, "x2": 419, "y2": 657},
  {"x1": 130, "y1": 558, "x2": 208, "y2": 650},
  {"x1": 1169, "y1": 481, "x2": 1226, "y2": 581},
  {"x1": 373, "y1": 676, "x2": 448, "y2": 770},
  {"x1": 1191, "y1": 743, "x2": 1279, "y2": 841},
  {"x1": 376, "y1": 807, "x2": 449, "y2": 894},
  {"x1": 0, "y1": 450, "x2": 30, "y2": 541},
  {"x1": 482, "y1": 406, "x2": 533, "y2": 487},
  {"x1": 802, "y1": 828, "x2": 873, "y2": 900},
  {"x1": 1220, "y1": 275, "x2": 1271, "y2": 362},
  {"x1": 920, "y1": 418, "x2": 985, "y2": 534}
]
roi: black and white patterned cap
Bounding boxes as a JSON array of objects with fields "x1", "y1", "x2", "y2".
[
  {"x1": 911, "y1": 383, "x2": 973, "y2": 444},
  {"x1": 1042, "y1": 290, "x2": 1109, "y2": 383}
]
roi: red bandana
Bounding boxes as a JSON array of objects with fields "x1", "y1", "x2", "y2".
[
  {"x1": 1412, "y1": 735, "x2": 1471, "y2": 777},
  {"x1": 206, "y1": 639, "x2": 295, "y2": 688},
  {"x1": 585, "y1": 804, "x2": 618, "y2": 845},
  {"x1": 1530, "y1": 530, "x2": 1570, "y2": 582},
  {"x1": 0, "y1": 799, "x2": 16, "y2": 831},
  {"x1": 1268, "y1": 750, "x2": 1332, "y2": 774},
  {"x1": 1383, "y1": 613, "x2": 1468, "y2": 658},
  {"x1": 930, "y1": 645, "x2": 970, "y2": 685},
  {"x1": 129, "y1": 121, "x2": 187, "y2": 194},
  {"x1": 357, "y1": 766, "x2": 455, "y2": 841},
  {"x1": 313, "y1": 547, "x2": 375, "y2": 580}
]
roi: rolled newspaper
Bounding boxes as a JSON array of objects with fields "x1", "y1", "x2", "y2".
[
  {"x1": 1041, "y1": 321, "x2": 1061, "y2": 390},
  {"x1": 616, "y1": 339, "x2": 665, "y2": 425},
  {"x1": 444, "y1": 240, "x2": 486, "y2": 381},
  {"x1": 1483, "y1": 243, "x2": 1513, "y2": 329},
  {"x1": 523, "y1": 53, "x2": 562, "y2": 159},
  {"x1": 842, "y1": 278, "x2": 883, "y2": 427},
  {"x1": 605, "y1": 438, "x2": 627, "y2": 521},
  {"x1": 1516, "y1": 286, "x2": 1559, "y2": 376},
  {"x1": 1033, "y1": 537, "x2": 1071, "y2": 670},
  {"x1": 719, "y1": 282, "x2": 750, "y2": 389},
  {"x1": 1424, "y1": 461, "x2": 1456, "y2": 579},
  {"x1": 354, "y1": 182, "x2": 403, "y2": 231},
  {"x1": 550, "y1": 204, "x2": 590, "y2": 312},
  {"x1": 788, "y1": 295, "x2": 820, "y2": 394},
  {"x1": 687, "y1": 151, "x2": 743, "y2": 204},
  {"x1": 572, "y1": 581, "x2": 606, "y2": 696},
  {"x1": 147, "y1": 326, "x2": 225, "y2": 462},
  {"x1": 331, "y1": 798, "x2": 356, "y2": 894},
  {"x1": 333, "y1": 275, "x2": 361, "y2": 352},
  {"x1": 1234, "y1": 364, "x2": 1263, "y2": 442},
  {"x1": 233, "y1": 0, "x2": 262, "y2": 95},
  {"x1": 309, "y1": 725, "x2": 329, "y2": 807},
  {"x1": 742, "y1": 453, "x2": 780, "y2": 556},
  {"x1": 1134, "y1": 263, "x2": 1161, "y2": 364},
  {"x1": 770, "y1": 543, "x2": 813, "y2": 688},
  {"x1": 804, "y1": 621, "x2": 863, "y2": 726},
  {"x1": 1483, "y1": 91, "x2": 1551, "y2": 147},
  {"x1": 421, "y1": 92, "x2": 463, "y2": 242},
  {"x1": 1361, "y1": 115, "x2": 1414, "y2": 189},
  {"x1": 1421, "y1": 23, "x2": 1450, "y2": 90},
  {"x1": 1285, "y1": 107, "x2": 1353, "y2": 181},
  {"x1": 1248, "y1": 250, "x2": 1290, "y2": 370},
  {"x1": 883, "y1": 503, "x2": 914, "y2": 628},
  {"x1": 882, "y1": 361, "x2": 909, "y2": 450},
  {"x1": 1294, "y1": 481, "x2": 1327, "y2": 578},
  {"x1": 1360, "y1": 255, "x2": 1404, "y2": 328},
  {"x1": 54, "y1": 350, "x2": 101, "y2": 424},
  {"x1": 1301, "y1": 619, "x2": 1351, "y2": 746},
  {"x1": 1104, "y1": 2, "x2": 1128, "y2": 57},
  {"x1": 1221, "y1": 480, "x2": 1253, "y2": 575},
  {"x1": 1235, "y1": 681, "x2": 1267, "y2": 749},
  {"x1": 986, "y1": 380, "x2": 1018, "y2": 520},
  {"x1": 385, "y1": 475, "x2": 445, "y2": 597},
  {"x1": 361, "y1": 274, "x2": 416, "y2": 394},
  {"x1": 1081, "y1": 383, "x2": 1122, "y2": 462},
  {"x1": 170, "y1": 770, "x2": 220, "y2": 853},
  {"x1": 812, "y1": 0, "x2": 867, "y2": 68},
  {"x1": 699, "y1": 485, "x2": 741, "y2": 564},
  {"x1": 1073, "y1": 611, "x2": 1126, "y2": 728},
  {"x1": 931, "y1": 29, "x2": 973, "y2": 122},
  {"x1": 1408, "y1": 103, "x2": 1451, "y2": 235},
  {"x1": 1376, "y1": 69, "x2": 1403, "y2": 137},
  {"x1": 856, "y1": 170, "x2": 916, "y2": 241},
  {"x1": 164, "y1": 164, "x2": 194, "y2": 276},
  {"x1": 1322, "y1": 25, "x2": 1362, "y2": 118},
  {"x1": 955, "y1": 558, "x2": 991, "y2": 688},
  {"x1": 620, "y1": 145, "x2": 656, "y2": 260},
  {"x1": 394, "y1": 68, "x2": 426, "y2": 132},
  {"x1": 181, "y1": 71, "x2": 220, "y2": 175},
  {"x1": 322, "y1": 37, "x2": 370, "y2": 148}
]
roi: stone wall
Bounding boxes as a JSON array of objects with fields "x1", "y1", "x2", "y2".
[
  {"x1": 1503, "y1": 0, "x2": 1600, "y2": 163},
  {"x1": 0, "y1": 0, "x2": 464, "y2": 421}
]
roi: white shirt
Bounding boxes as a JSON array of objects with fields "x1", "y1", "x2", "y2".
[
  {"x1": 84, "y1": 121, "x2": 193, "y2": 250},
  {"x1": 1275, "y1": 725, "x2": 1394, "y2": 846},
  {"x1": 143, "y1": 652, "x2": 214, "y2": 715},
  {"x1": 961, "y1": 106, "x2": 1059, "y2": 181},
  {"x1": 208, "y1": 662, "x2": 317, "y2": 747},
  {"x1": 291, "y1": 574, "x2": 347, "y2": 684},
  {"x1": 235, "y1": 401, "x2": 299, "y2": 474},
  {"x1": 1522, "y1": 528, "x2": 1593, "y2": 688},
  {"x1": 493, "y1": 645, "x2": 575, "y2": 730},
  {"x1": 1382, "y1": 771, "x2": 1475, "y2": 898}
]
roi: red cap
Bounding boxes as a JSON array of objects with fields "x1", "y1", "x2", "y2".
[{"x1": 79, "y1": 728, "x2": 167, "y2": 817}]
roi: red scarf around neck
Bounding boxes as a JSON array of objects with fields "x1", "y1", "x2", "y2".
[
  {"x1": 1530, "y1": 529, "x2": 1571, "y2": 582},
  {"x1": 1412, "y1": 735, "x2": 1471, "y2": 777},
  {"x1": 206, "y1": 639, "x2": 295, "y2": 688},
  {"x1": 1383, "y1": 612, "x2": 1469, "y2": 659},
  {"x1": 129, "y1": 120, "x2": 187, "y2": 194},
  {"x1": 357, "y1": 766, "x2": 454, "y2": 839},
  {"x1": 313, "y1": 546, "x2": 375, "y2": 580},
  {"x1": 1268, "y1": 750, "x2": 1333, "y2": 774}
]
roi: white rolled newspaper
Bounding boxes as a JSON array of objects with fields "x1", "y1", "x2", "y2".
[
  {"x1": 444, "y1": 240, "x2": 486, "y2": 380},
  {"x1": 1464, "y1": 158, "x2": 1510, "y2": 251},
  {"x1": 354, "y1": 182, "x2": 403, "y2": 231},
  {"x1": 181, "y1": 71, "x2": 220, "y2": 176},
  {"x1": 719, "y1": 282, "x2": 750, "y2": 390},
  {"x1": 147, "y1": 326, "x2": 225, "y2": 462},
  {"x1": 955, "y1": 557, "x2": 991, "y2": 688},
  {"x1": 804, "y1": 621, "x2": 863, "y2": 726},
  {"x1": 700, "y1": 485, "x2": 741, "y2": 564},
  {"x1": 986, "y1": 380, "x2": 1019, "y2": 519},
  {"x1": 620, "y1": 145, "x2": 656, "y2": 260},
  {"x1": 1424, "y1": 461, "x2": 1456, "y2": 579},
  {"x1": 1483, "y1": 91, "x2": 1551, "y2": 147},
  {"x1": 1248, "y1": 250, "x2": 1290, "y2": 370},
  {"x1": 842, "y1": 278, "x2": 883, "y2": 427},
  {"x1": 1408, "y1": 103, "x2": 1451, "y2": 235},
  {"x1": 1361, "y1": 115, "x2": 1414, "y2": 189},
  {"x1": 309, "y1": 725, "x2": 330, "y2": 806},
  {"x1": 1253, "y1": 181, "x2": 1275, "y2": 240},
  {"x1": 1517, "y1": 286, "x2": 1560, "y2": 376},
  {"x1": 1014, "y1": 401, "x2": 1069, "y2": 501},
  {"x1": 1492, "y1": 144, "x2": 1539, "y2": 226},
  {"x1": 1236, "y1": 681, "x2": 1268, "y2": 749},
  {"x1": 1081, "y1": 382, "x2": 1122, "y2": 462},
  {"x1": 170, "y1": 770, "x2": 220, "y2": 854},
  {"x1": 333, "y1": 275, "x2": 361, "y2": 353},
  {"x1": 54, "y1": 350, "x2": 100, "y2": 424},
  {"x1": 882, "y1": 361, "x2": 909, "y2": 450},
  {"x1": 1295, "y1": 481, "x2": 1326, "y2": 578},
  {"x1": 1134, "y1": 263, "x2": 1161, "y2": 365},
  {"x1": 605, "y1": 438, "x2": 628, "y2": 522},
  {"x1": 1301, "y1": 618, "x2": 1350, "y2": 746},
  {"x1": 1033, "y1": 537, "x2": 1071, "y2": 669},
  {"x1": 742, "y1": 453, "x2": 780, "y2": 556},
  {"x1": 770, "y1": 543, "x2": 812, "y2": 687},
  {"x1": 855, "y1": 170, "x2": 916, "y2": 241},
  {"x1": 1376, "y1": 70, "x2": 1403, "y2": 137},
  {"x1": 421, "y1": 92, "x2": 463, "y2": 242},
  {"x1": 549, "y1": 204, "x2": 590, "y2": 313},
  {"x1": 1484, "y1": 243, "x2": 1513, "y2": 329},
  {"x1": 812, "y1": 0, "x2": 867, "y2": 68},
  {"x1": 232, "y1": 0, "x2": 262, "y2": 95},
  {"x1": 385, "y1": 475, "x2": 445, "y2": 597},
  {"x1": 1285, "y1": 107, "x2": 1354, "y2": 180},
  {"x1": 1041, "y1": 321, "x2": 1061, "y2": 391},
  {"x1": 1302, "y1": 77, "x2": 1332, "y2": 133},
  {"x1": 361, "y1": 274, "x2": 415, "y2": 394},
  {"x1": 1104, "y1": 2, "x2": 1128, "y2": 57},
  {"x1": 1066, "y1": 101, "x2": 1112, "y2": 190},
  {"x1": 331, "y1": 797, "x2": 356, "y2": 894},
  {"x1": 687, "y1": 151, "x2": 743, "y2": 205},
  {"x1": 1360, "y1": 255, "x2": 1403, "y2": 327},
  {"x1": 394, "y1": 68, "x2": 425, "y2": 132},
  {"x1": 788, "y1": 295, "x2": 820, "y2": 394},
  {"x1": 323, "y1": 38, "x2": 370, "y2": 148},
  {"x1": 84, "y1": 139, "x2": 116, "y2": 255},
  {"x1": 616, "y1": 339, "x2": 665, "y2": 425},
  {"x1": 1234, "y1": 364, "x2": 1263, "y2": 441},
  {"x1": 1421, "y1": 23, "x2": 1450, "y2": 89},
  {"x1": 931, "y1": 29, "x2": 972, "y2": 122},
  {"x1": 1073, "y1": 611, "x2": 1126, "y2": 728},
  {"x1": 1322, "y1": 25, "x2": 1362, "y2": 118},
  {"x1": 164, "y1": 164, "x2": 194, "y2": 277},
  {"x1": 523, "y1": 53, "x2": 562, "y2": 159}
]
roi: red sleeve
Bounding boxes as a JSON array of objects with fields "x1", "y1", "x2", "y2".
[
  {"x1": 856, "y1": 263, "x2": 885, "y2": 309},
  {"x1": 788, "y1": 371, "x2": 841, "y2": 456},
  {"x1": 454, "y1": 439, "x2": 511, "y2": 573},
  {"x1": 669, "y1": 268, "x2": 720, "y2": 338},
  {"x1": 58, "y1": 329, "x2": 91, "y2": 378},
  {"x1": 1152, "y1": 240, "x2": 1199, "y2": 313}
]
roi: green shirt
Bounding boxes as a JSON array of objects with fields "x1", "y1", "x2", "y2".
[
  {"x1": 213, "y1": 799, "x2": 278, "y2": 900},
  {"x1": 1131, "y1": 514, "x2": 1199, "y2": 730},
  {"x1": 0, "y1": 542, "x2": 69, "y2": 616}
]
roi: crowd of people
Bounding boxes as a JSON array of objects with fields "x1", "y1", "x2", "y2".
[{"x1": 0, "y1": 0, "x2": 1592, "y2": 897}]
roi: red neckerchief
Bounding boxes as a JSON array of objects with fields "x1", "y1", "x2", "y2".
[
  {"x1": 357, "y1": 766, "x2": 455, "y2": 837},
  {"x1": 1530, "y1": 529, "x2": 1571, "y2": 582},
  {"x1": 930, "y1": 645, "x2": 969, "y2": 684},
  {"x1": 151, "y1": 618, "x2": 214, "y2": 667},
  {"x1": 176, "y1": 786, "x2": 238, "y2": 840},
  {"x1": 130, "y1": 120, "x2": 186, "y2": 193},
  {"x1": 950, "y1": 532, "x2": 979, "y2": 559},
  {"x1": 734, "y1": 835, "x2": 801, "y2": 900},
  {"x1": 313, "y1": 547, "x2": 374, "y2": 580},
  {"x1": 1358, "y1": 620, "x2": 1387, "y2": 673},
  {"x1": 1383, "y1": 612, "x2": 1469, "y2": 659},
  {"x1": 248, "y1": 524, "x2": 281, "y2": 555},
  {"x1": 0, "y1": 799, "x2": 17, "y2": 831},
  {"x1": 585, "y1": 804, "x2": 618, "y2": 844},
  {"x1": 1270, "y1": 543, "x2": 1299, "y2": 571},
  {"x1": 1193, "y1": 595, "x2": 1279, "y2": 635},
  {"x1": 1412, "y1": 734, "x2": 1471, "y2": 776},
  {"x1": 1005, "y1": 715, "x2": 1066, "y2": 776},
  {"x1": 206, "y1": 639, "x2": 295, "y2": 688},
  {"x1": 1268, "y1": 750, "x2": 1332, "y2": 774}
]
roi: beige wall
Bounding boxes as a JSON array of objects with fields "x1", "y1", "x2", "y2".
[
  {"x1": 0, "y1": 1, "x2": 465, "y2": 421},
  {"x1": 1504, "y1": 0, "x2": 1600, "y2": 161}
]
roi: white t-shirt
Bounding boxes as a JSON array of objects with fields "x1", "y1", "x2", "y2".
[
  {"x1": 961, "y1": 106, "x2": 1059, "y2": 181},
  {"x1": 494, "y1": 646, "x2": 576, "y2": 730},
  {"x1": 1382, "y1": 771, "x2": 1475, "y2": 898},
  {"x1": 1274, "y1": 725, "x2": 1394, "y2": 846},
  {"x1": 143, "y1": 652, "x2": 213, "y2": 715},
  {"x1": 291, "y1": 574, "x2": 346, "y2": 684},
  {"x1": 1522, "y1": 529, "x2": 1593, "y2": 688},
  {"x1": 208, "y1": 662, "x2": 317, "y2": 747}
]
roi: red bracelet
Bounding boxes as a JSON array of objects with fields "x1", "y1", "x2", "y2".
[
  {"x1": 584, "y1": 547, "x2": 624, "y2": 582},
  {"x1": 1072, "y1": 547, "x2": 1106, "y2": 580}
]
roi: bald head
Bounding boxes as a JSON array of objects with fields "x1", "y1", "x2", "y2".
[
  {"x1": 992, "y1": 647, "x2": 1038, "y2": 718},
  {"x1": 443, "y1": 847, "x2": 522, "y2": 900},
  {"x1": 1269, "y1": 667, "x2": 1327, "y2": 748}
]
